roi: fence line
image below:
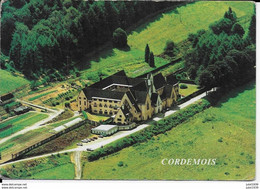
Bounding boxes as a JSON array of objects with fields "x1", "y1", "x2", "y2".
[{"x1": 0, "y1": 120, "x2": 88, "y2": 164}]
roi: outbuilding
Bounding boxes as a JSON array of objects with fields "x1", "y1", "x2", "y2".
[{"x1": 91, "y1": 124, "x2": 118, "y2": 136}]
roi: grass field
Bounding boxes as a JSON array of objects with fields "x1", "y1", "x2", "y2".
[
  {"x1": 0, "y1": 70, "x2": 30, "y2": 95},
  {"x1": 80, "y1": 48, "x2": 169, "y2": 81},
  {"x1": 78, "y1": 1, "x2": 254, "y2": 84},
  {"x1": 0, "y1": 153, "x2": 75, "y2": 179},
  {"x1": 0, "y1": 112, "x2": 48, "y2": 138},
  {"x1": 179, "y1": 83, "x2": 200, "y2": 97},
  {"x1": 128, "y1": 1, "x2": 254, "y2": 54},
  {"x1": 81, "y1": 81, "x2": 255, "y2": 180}
]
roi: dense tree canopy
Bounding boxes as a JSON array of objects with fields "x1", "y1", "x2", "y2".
[
  {"x1": 1, "y1": 0, "x2": 180, "y2": 79},
  {"x1": 185, "y1": 8, "x2": 255, "y2": 88}
]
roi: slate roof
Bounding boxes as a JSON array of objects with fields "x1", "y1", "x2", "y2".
[
  {"x1": 160, "y1": 89, "x2": 167, "y2": 101},
  {"x1": 166, "y1": 74, "x2": 178, "y2": 85},
  {"x1": 89, "y1": 70, "x2": 144, "y2": 89},
  {"x1": 133, "y1": 90, "x2": 148, "y2": 104},
  {"x1": 121, "y1": 106, "x2": 132, "y2": 118},
  {"x1": 83, "y1": 88, "x2": 125, "y2": 100},
  {"x1": 153, "y1": 73, "x2": 166, "y2": 90},
  {"x1": 151, "y1": 93, "x2": 159, "y2": 106},
  {"x1": 126, "y1": 91, "x2": 141, "y2": 112},
  {"x1": 165, "y1": 85, "x2": 173, "y2": 98},
  {"x1": 132, "y1": 80, "x2": 148, "y2": 92},
  {"x1": 0, "y1": 93, "x2": 14, "y2": 102}
]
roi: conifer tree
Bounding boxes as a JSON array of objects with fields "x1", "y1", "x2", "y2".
[
  {"x1": 145, "y1": 44, "x2": 150, "y2": 63},
  {"x1": 149, "y1": 52, "x2": 155, "y2": 67}
]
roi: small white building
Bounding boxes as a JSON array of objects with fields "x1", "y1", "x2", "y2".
[{"x1": 91, "y1": 124, "x2": 118, "y2": 136}]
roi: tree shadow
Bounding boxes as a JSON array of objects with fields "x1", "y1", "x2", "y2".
[
  {"x1": 207, "y1": 80, "x2": 256, "y2": 108},
  {"x1": 115, "y1": 44, "x2": 131, "y2": 52},
  {"x1": 77, "y1": 43, "x2": 115, "y2": 71}
]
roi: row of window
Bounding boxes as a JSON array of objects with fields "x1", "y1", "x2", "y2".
[
  {"x1": 93, "y1": 98, "x2": 120, "y2": 103},
  {"x1": 79, "y1": 101, "x2": 87, "y2": 105}
]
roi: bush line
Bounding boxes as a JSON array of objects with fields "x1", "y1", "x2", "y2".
[{"x1": 88, "y1": 99, "x2": 211, "y2": 161}]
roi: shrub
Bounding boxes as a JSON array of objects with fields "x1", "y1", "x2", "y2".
[
  {"x1": 118, "y1": 161, "x2": 124, "y2": 167},
  {"x1": 218, "y1": 137, "x2": 223, "y2": 142},
  {"x1": 112, "y1": 28, "x2": 127, "y2": 48},
  {"x1": 180, "y1": 84, "x2": 188, "y2": 89},
  {"x1": 88, "y1": 99, "x2": 211, "y2": 161}
]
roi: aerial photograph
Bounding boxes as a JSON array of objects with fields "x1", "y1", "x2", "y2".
[{"x1": 0, "y1": 0, "x2": 256, "y2": 181}]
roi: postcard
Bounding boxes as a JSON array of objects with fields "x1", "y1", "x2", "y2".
[{"x1": 0, "y1": 0, "x2": 256, "y2": 183}]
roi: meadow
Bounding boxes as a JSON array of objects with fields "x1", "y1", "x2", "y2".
[
  {"x1": 0, "y1": 70, "x2": 30, "y2": 95},
  {"x1": 0, "y1": 112, "x2": 48, "y2": 138},
  {"x1": 79, "y1": 1, "x2": 254, "y2": 83},
  {"x1": 128, "y1": 1, "x2": 254, "y2": 54},
  {"x1": 0, "y1": 153, "x2": 75, "y2": 179},
  {"x1": 81, "y1": 81, "x2": 255, "y2": 180}
]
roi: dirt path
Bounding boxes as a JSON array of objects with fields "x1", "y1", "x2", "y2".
[{"x1": 73, "y1": 151, "x2": 82, "y2": 179}]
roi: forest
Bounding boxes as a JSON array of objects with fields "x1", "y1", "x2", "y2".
[
  {"x1": 185, "y1": 8, "x2": 256, "y2": 88},
  {"x1": 1, "y1": 0, "x2": 181, "y2": 79}
]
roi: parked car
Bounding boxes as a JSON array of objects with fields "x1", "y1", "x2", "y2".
[
  {"x1": 77, "y1": 143, "x2": 83, "y2": 146},
  {"x1": 99, "y1": 135, "x2": 104, "y2": 138},
  {"x1": 81, "y1": 139, "x2": 89, "y2": 143},
  {"x1": 86, "y1": 148, "x2": 93, "y2": 151},
  {"x1": 93, "y1": 137, "x2": 98, "y2": 139}
]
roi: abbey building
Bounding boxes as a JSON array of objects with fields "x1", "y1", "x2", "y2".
[{"x1": 77, "y1": 70, "x2": 179, "y2": 125}]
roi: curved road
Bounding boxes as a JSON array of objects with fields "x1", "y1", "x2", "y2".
[{"x1": 0, "y1": 89, "x2": 214, "y2": 167}]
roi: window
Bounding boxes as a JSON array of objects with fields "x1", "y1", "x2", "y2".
[
  {"x1": 94, "y1": 103, "x2": 97, "y2": 107},
  {"x1": 84, "y1": 101, "x2": 86, "y2": 105},
  {"x1": 109, "y1": 111, "x2": 113, "y2": 115},
  {"x1": 104, "y1": 104, "x2": 107, "y2": 108},
  {"x1": 79, "y1": 101, "x2": 81, "y2": 105},
  {"x1": 99, "y1": 104, "x2": 102, "y2": 107},
  {"x1": 109, "y1": 105, "x2": 112, "y2": 108},
  {"x1": 104, "y1": 100, "x2": 107, "y2": 102},
  {"x1": 84, "y1": 97, "x2": 86, "y2": 100},
  {"x1": 109, "y1": 100, "x2": 112, "y2": 103},
  {"x1": 99, "y1": 110, "x2": 103, "y2": 114},
  {"x1": 94, "y1": 110, "x2": 97, "y2": 113},
  {"x1": 119, "y1": 115, "x2": 122, "y2": 118},
  {"x1": 117, "y1": 118, "x2": 122, "y2": 122},
  {"x1": 79, "y1": 97, "x2": 81, "y2": 100},
  {"x1": 147, "y1": 103, "x2": 149, "y2": 110}
]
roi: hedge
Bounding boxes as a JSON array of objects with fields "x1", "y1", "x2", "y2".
[{"x1": 88, "y1": 99, "x2": 211, "y2": 161}]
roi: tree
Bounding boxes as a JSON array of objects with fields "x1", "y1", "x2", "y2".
[
  {"x1": 197, "y1": 70, "x2": 215, "y2": 88},
  {"x1": 145, "y1": 44, "x2": 150, "y2": 63},
  {"x1": 210, "y1": 18, "x2": 233, "y2": 35},
  {"x1": 224, "y1": 7, "x2": 237, "y2": 23},
  {"x1": 231, "y1": 23, "x2": 245, "y2": 37},
  {"x1": 149, "y1": 52, "x2": 155, "y2": 67},
  {"x1": 112, "y1": 28, "x2": 128, "y2": 48},
  {"x1": 164, "y1": 40, "x2": 176, "y2": 57},
  {"x1": 248, "y1": 14, "x2": 256, "y2": 44}
]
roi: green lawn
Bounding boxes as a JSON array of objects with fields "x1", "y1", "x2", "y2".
[
  {"x1": 86, "y1": 112, "x2": 110, "y2": 122},
  {"x1": 0, "y1": 70, "x2": 30, "y2": 95},
  {"x1": 0, "y1": 153, "x2": 75, "y2": 179},
  {"x1": 79, "y1": 1, "x2": 254, "y2": 83},
  {"x1": 0, "y1": 112, "x2": 48, "y2": 138},
  {"x1": 28, "y1": 90, "x2": 57, "y2": 101},
  {"x1": 179, "y1": 83, "x2": 199, "y2": 97},
  {"x1": 29, "y1": 162, "x2": 75, "y2": 180},
  {"x1": 81, "y1": 81, "x2": 255, "y2": 180},
  {"x1": 128, "y1": 1, "x2": 254, "y2": 54},
  {"x1": 80, "y1": 48, "x2": 169, "y2": 81}
]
